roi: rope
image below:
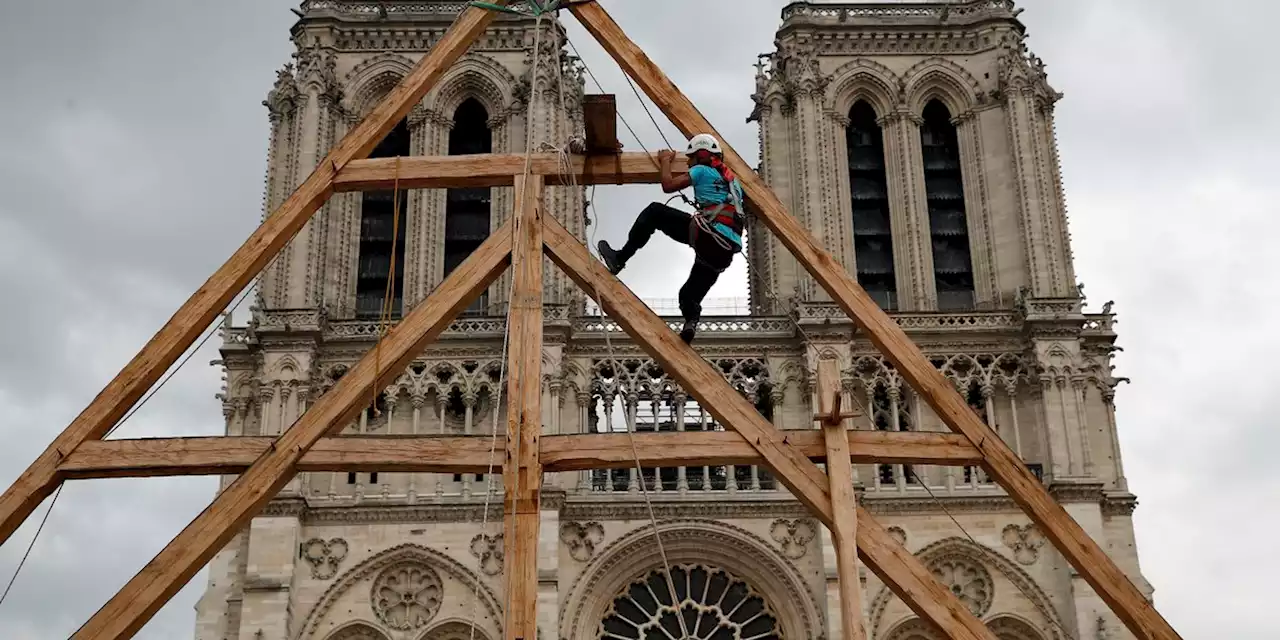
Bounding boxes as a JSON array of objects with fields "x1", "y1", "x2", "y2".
[{"x1": 0, "y1": 484, "x2": 63, "y2": 610}]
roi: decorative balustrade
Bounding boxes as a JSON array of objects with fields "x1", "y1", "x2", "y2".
[{"x1": 780, "y1": 0, "x2": 1016, "y2": 23}]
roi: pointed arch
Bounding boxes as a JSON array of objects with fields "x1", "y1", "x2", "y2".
[
  {"x1": 903, "y1": 57, "x2": 982, "y2": 115},
  {"x1": 559, "y1": 520, "x2": 820, "y2": 640},
  {"x1": 828, "y1": 58, "x2": 903, "y2": 116},
  {"x1": 296, "y1": 544, "x2": 503, "y2": 640},
  {"x1": 427, "y1": 53, "x2": 519, "y2": 120},
  {"x1": 344, "y1": 52, "x2": 418, "y2": 117},
  {"x1": 324, "y1": 621, "x2": 390, "y2": 640},
  {"x1": 444, "y1": 97, "x2": 495, "y2": 315},
  {"x1": 868, "y1": 537, "x2": 1067, "y2": 640},
  {"x1": 920, "y1": 98, "x2": 976, "y2": 309},
  {"x1": 418, "y1": 619, "x2": 494, "y2": 640},
  {"x1": 846, "y1": 97, "x2": 897, "y2": 310},
  {"x1": 987, "y1": 615, "x2": 1048, "y2": 640}
]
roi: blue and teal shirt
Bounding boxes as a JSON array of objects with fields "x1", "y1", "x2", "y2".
[{"x1": 688, "y1": 164, "x2": 746, "y2": 247}]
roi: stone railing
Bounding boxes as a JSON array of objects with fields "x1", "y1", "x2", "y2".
[
  {"x1": 301, "y1": 1, "x2": 471, "y2": 16},
  {"x1": 780, "y1": 0, "x2": 1016, "y2": 24},
  {"x1": 572, "y1": 316, "x2": 797, "y2": 338}
]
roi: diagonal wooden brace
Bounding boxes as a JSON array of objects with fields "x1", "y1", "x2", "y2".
[
  {"x1": 567, "y1": 4, "x2": 1181, "y2": 639},
  {"x1": 542, "y1": 215, "x2": 996, "y2": 640},
  {"x1": 70, "y1": 224, "x2": 514, "y2": 640}
]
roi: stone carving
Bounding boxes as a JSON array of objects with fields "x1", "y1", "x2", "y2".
[
  {"x1": 1002, "y1": 524, "x2": 1046, "y2": 565},
  {"x1": 560, "y1": 521, "x2": 605, "y2": 562},
  {"x1": 887, "y1": 526, "x2": 907, "y2": 547},
  {"x1": 470, "y1": 533, "x2": 504, "y2": 576},
  {"x1": 1095, "y1": 615, "x2": 1111, "y2": 640},
  {"x1": 301, "y1": 537, "x2": 349, "y2": 580},
  {"x1": 769, "y1": 518, "x2": 817, "y2": 559},
  {"x1": 369, "y1": 562, "x2": 443, "y2": 631},
  {"x1": 928, "y1": 556, "x2": 993, "y2": 617}
]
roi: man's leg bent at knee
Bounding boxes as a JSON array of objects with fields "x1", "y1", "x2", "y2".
[
  {"x1": 677, "y1": 260, "x2": 722, "y2": 344},
  {"x1": 599, "y1": 203, "x2": 691, "y2": 275}
]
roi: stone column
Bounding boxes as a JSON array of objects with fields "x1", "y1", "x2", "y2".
[
  {"x1": 235, "y1": 516, "x2": 301, "y2": 640},
  {"x1": 954, "y1": 110, "x2": 999, "y2": 307},
  {"x1": 404, "y1": 105, "x2": 433, "y2": 308},
  {"x1": 1004, "y1": 87, "x2": 1073, "y2": 297},
  {"x1": 880, "y1": 111, "x2": 934, "y2": 311}
]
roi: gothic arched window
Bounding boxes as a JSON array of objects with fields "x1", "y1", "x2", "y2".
[
  {"x1": 847, "y1": 100, "x2": 897, "y2": 311},
  {"x1": 919, "y1": 100, "x2": 975, "y2": 310},
  {"x1": 598, "y1": 564, "x2": 782, "y2": 639},
  {"x1": 445, "y1": 98, "x2": 494, "y2": 314},
  {"x1": 356, "y1": 118, "x2": 411, "y2": 319}
]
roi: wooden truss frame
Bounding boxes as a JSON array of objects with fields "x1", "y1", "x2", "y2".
[{"x1": 0, "y1": 3, "x2": 1182, "y2": 639}]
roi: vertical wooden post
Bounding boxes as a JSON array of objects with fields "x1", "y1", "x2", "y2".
[
  {"x1": 816, "y1": 359, "x2": 868, "y2": 640},
  {"x1": 503, "y1": 174, "x2": 545, "y2": 640}
]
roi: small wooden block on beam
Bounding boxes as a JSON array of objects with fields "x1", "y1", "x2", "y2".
[{"x1": 583, "y1": 94, "x2": 621, "y2": 155}]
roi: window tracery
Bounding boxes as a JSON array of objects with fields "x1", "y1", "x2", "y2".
[
  {"x1": 369, "y1": 561, "x2": 444, "y2": 631},
  {"x1": 598, "y1": 564, "x2": 781, "y2": 640}
]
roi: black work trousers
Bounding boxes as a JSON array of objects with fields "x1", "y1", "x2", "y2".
[{"x1": 615, "y1": 202, "x2": 738, "y2": 324}]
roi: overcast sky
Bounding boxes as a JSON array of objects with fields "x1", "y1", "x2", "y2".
[{"x1": 0, "y1": 0, "x2": 1275, "y2": 638}]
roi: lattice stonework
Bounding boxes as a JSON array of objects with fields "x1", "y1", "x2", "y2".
[{"x1": 0, "y1": 2, "x2": 1181, "y2": 640}]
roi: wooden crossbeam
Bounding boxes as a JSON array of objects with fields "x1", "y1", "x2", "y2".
[
  {"x1": 542, "y1": 214, "x2": 996, "y2": 640},
  {"x1": 502, "y1": 174, "x2": 545, "y2": 640},
  {"x1": 568, "y1": 4, "x2": 1180, "y2": 639},
  {"x1": 71, "y1": 226, "x2": 513, "y2": 639},
  {"x1": 816, "y1": 359, "x2": 868, "y2": 640},
  {"x1": 332, "y1": 152, "x2": 688, "y2": 191},
  {"x1": 56, "y1": 431, "x2": 984, "y2": 479}
]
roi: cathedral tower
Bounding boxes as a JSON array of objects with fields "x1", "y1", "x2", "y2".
[{"x1": 198, "y1": 2, "x2": 1151, "y2": 639}]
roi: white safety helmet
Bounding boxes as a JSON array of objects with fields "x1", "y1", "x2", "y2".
[{"x1": 685, "y1": 133, "x2": 723, "y2": 156}]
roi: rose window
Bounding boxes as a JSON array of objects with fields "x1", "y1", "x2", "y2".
[
  {"x1": 929, "y1": 556, "x2": 993, "y2": 617},
  {"x1": 598, "y1": 564, "x2": 781, "y2": 639},
  {"x1": 370, "y1": 561, "x2": 444, "y2": 631}
]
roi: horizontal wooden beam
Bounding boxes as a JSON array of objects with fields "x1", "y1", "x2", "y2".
[
  {"x1": 332, "y1": 152, "x2": 688, "y2": 192},
  {"x1": 58, "y1": 431, "x2": 982, "y2": 479}
]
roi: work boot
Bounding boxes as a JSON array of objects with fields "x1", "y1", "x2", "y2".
[
  {"x1": 680, "y1": 320, "x2": 697, "y2": 344},
  {"x1": 597, "y1": 240, "x2": 625, "y2": 275}
]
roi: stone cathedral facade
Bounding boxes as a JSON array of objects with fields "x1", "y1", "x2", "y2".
[{"x1": 195, "y1": 2, "x2": 1152, "y2": 639}]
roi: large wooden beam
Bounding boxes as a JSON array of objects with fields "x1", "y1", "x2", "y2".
[
  {"x1": 71, "y1": 225, "x2": 514, "y2": 640},
  {"x1": 0, "y1": 0, "x2": 513, "y2": 551},
  {"x1": 502, "y1": 174, "x2": 544, "y2": 640},
  {"x1": 57, "y1": 431, "x2": 984, "y2": 479},
  {"x1": 816, "y1": 359, "x2": 868, "y2": 640},
  {"x1": 568, "y1": 5, "x2": 1181, "y2": 640},
  {"x1": 542, "y1": 215, "x2": 995, "y2": 640},
  {"x1": 332, "y1": 152, "x2": 688, "y2": 191}
]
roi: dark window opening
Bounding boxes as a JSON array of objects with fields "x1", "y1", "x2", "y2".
[
  {"x1": 920, "y1": 100, "x2": 975, "y2": 310},
  {"x1": 445, "y1": 98, "x2": 493, "y2": 316},
  {"x1": 356, "y1": 118, "x2": 411, "y2": 319},
  {"x1": 370, "y1": 472, "x2": 379, "y2": 485},
  {"x1": 847, "y1": 100, "x2": 897, "y2": 311}
]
